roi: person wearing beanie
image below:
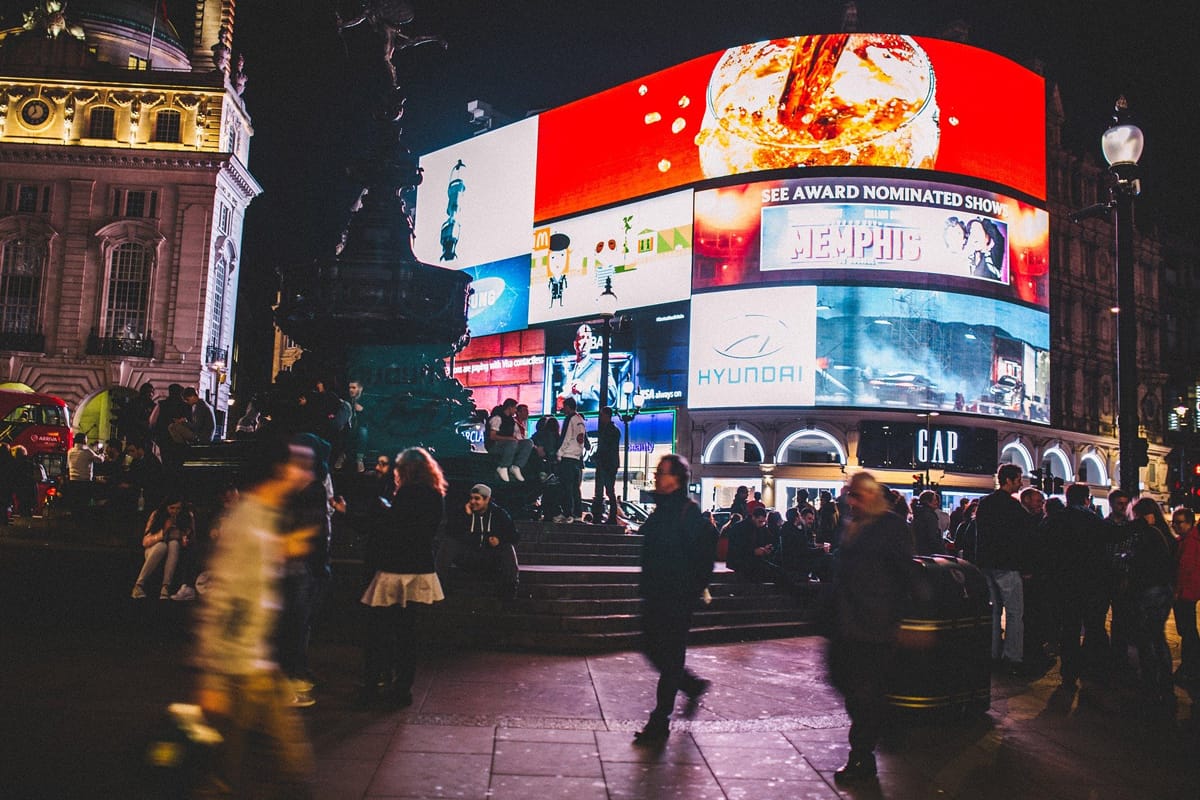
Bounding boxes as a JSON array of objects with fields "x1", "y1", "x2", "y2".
[{"x1": 435, "y1": 483, "x2": 520, "y2": 600}]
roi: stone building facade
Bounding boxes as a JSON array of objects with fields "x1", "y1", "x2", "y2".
[{"x1": 0, "y1": 0, "x2": 258, "y2": 439}]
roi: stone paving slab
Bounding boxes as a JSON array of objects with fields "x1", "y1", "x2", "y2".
[{"x1": 297, "y1": 634, "x2": 1200, "y2": 800}]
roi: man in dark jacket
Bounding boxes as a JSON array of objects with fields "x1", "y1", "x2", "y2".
[
  {"x1": 436, "y1": 483, "x2": 520, "y2": 600},
  {"x1": 826, "y1": 471, "x2": 914, "y2": 786},
  {"x1": 975, "y1": 463, "x2": 1031, "y2": 670},
  {"x1": 633, "y1": 454, "x2": 717, "y2": 746},
  {"x1": 911, "y1": 490, "x2": 944, "y2": 556},
  {"x1": 725, "y1": 506, "x2": 780, "y2": 581},
  {"x1": 1043, "y1": 483, "x2": 1120, "y2": 684},
  {"x1": 590, "y1": 406, "x2": 621, "y2": 523}
]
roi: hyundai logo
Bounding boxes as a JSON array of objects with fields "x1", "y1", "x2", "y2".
[{"x1": 712, "y1": 314, "x2": 789, "y2": 359}]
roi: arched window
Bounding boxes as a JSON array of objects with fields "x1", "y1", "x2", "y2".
[
  {"x1": 702, "y1": 429, "x2": 764, "y2": 464},
  {"x1": 1000, "y1": 442, "x2": 1033, "y2": 474},
  {"x1": 0, "y1": 238, "x2": 44, "y2": 334},
  {"x1": 776, "y1": 429, "x2": 846, "y2": 465},
  {"x1": 1042, "y1": 446, "x2": 1074, "y2": 482},
  {"x1": 1078, "y1": 453, "x2": 1109, "y2": 487},
  {"x1": 88, "y1": 106, "x2": 115, "y2": 139},
  {"x1": 208, "y1": 258, "x2": 227, "y2": 350},
  {"x1": 104, "y1": 242, "x2": 151, "y2": 338},
  {"x1": 153, "y1": 109, "x2": 181, "y2": 143}
]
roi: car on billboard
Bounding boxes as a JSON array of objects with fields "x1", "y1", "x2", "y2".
[
  {"x1": 868, "y1": 372, "x2": 946, "y2": 407},
  {"x1": 988, "y1": 375, "x2": 1025, "y2": 408}
]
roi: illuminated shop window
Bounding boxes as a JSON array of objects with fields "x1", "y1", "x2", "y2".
[{"x1": 702, "y1": 429, "x2": 764, "y2": 464}]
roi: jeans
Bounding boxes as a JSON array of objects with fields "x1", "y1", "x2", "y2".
[
  {"x1": 558, "y1": 457, "x2": 583, "y2": 518},
  {"x1": 983, "y1": 568, "x2": 1024, "y2": 662},
  {"x1": 1135, "y1": 585, "x2": 1173, "y2": 693},
  {"x1": 435, "y1": 536, "x2": 520, "y2": 599},
  {"x1": 1173, "y1": 598, "x2": 1200, "y2": 677},
  {"x1": 487, "y1": 439, "x2": 532, "y2": 469},
  {"x1": 134, "y1": 540, "x2": 180, "y2": 592}
]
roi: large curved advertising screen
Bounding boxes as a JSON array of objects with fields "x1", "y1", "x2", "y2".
[
  {"x1": 535, "y1": 34, "x2": 1044, "y2": 221},
  {"x1": 694, "y1": 175, "x2": 1049, "y2": 307}
]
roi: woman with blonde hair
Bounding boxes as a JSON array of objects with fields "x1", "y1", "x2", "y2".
[{"x1": 359, "y1": 447, "x2": 447, "y2": 707}]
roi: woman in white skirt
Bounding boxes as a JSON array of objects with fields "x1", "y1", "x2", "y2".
[{"x1": 360, "y1": 447, "x2": 446, "y2": 707}]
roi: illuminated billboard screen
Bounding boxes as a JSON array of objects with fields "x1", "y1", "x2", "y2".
[
  {"x1": 535, "y1": 34, "x2": 1044, "y2": 221},
  {"x1": 529, "y1": 191, "x2": 693, "y2": 325},
  {"x1": 689, "y1": 287, "x2": 818, "y2": 409},
  {"x1": 689, "y1": 285, "x2": 1049, "y2": 422},
  {"x1": 454, "y1": 330, "x2": 546, "y2": 415},
  {"x1": 694, "y1": 176, "x2": 1049, "y2": 307},
  {"x1": 816, "y1": 286, "x2": 1049, "y2": 423},
  {"x1": 543, "y1": 301, "x2": 689, "y2": 414},
  {"x1": 465, "y1": 255, "x2": 530, "y2": 337},
  {"x1": 414, "y1": 117, "x2": 538, "y2": 268}
]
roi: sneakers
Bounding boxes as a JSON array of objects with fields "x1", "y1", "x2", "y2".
[
  {"x1": 171, "y1": 585, "x2": 196, "y2": 602},
  {"x1": 131, "y1": 584, "x2": 147, "y2": 599},
  {"x1": 496, "y1": 466, "x2": 510, "y2": 482},
  {"x1": 551, "y1": 514, "x2": 568, "y2": 523},
  {"x1": 508, "y1": 465, "x2": 525, "y2": 482},
  {"x1": 159, "y1": 585, "x2": 171, "y2": 600}
]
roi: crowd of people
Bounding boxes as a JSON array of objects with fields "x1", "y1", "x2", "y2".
[{"x1": 62, "y1": 375, "x2": 1200, "y2": 792}]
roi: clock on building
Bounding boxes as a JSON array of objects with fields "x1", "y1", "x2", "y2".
[{"x1": 21, "y1": 99, "x2": 50, "y2": 127}]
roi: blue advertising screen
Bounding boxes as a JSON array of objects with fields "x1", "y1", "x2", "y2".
[{"x1": 465, "y1": 254, "x2": 531, "y2": 337}]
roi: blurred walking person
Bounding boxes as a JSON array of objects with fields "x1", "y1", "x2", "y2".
[
  {"x1": 359, "y1": 447, "x2": 446, "y2": 708},
  {"x1": 1127, "y1": 497, "x2": 1177, "y2": 703},
  {"x1": 826, "y1": 471, "x2": 914, "y2": 786},
  {"x1": 191, "y1": 436, "x2": 317, "y2": 797},
  {"x1": 633, "y1": 454, "x2": 717, "y2": 745},
  {"x1": 1171, "y1": 507, "x2": 1200, "y2": 685}
]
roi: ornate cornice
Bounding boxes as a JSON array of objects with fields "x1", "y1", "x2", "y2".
[{"x1": 1, "y1": 142, "x2": 226, "y2": 171}]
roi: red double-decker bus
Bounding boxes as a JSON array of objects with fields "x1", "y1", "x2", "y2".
[{"x1": 0, "y1": 389, "x2": 72, "y2": 479}]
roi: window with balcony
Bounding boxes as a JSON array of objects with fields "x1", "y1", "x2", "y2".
[
  {"x1": 0, "y1": 238, "x2": 44, "y2": 347},
  {"x1": 152, "y1": 109, "x2": 181, "y2": 143},
  {"x1": 103, "y1": 242, "x2": 151, "y2": 339}
]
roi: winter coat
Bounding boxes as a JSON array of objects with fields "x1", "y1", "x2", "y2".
[
  {"x1": 638, "y1": 490, "x2": 717, "y2": 601},
  {"x1": 830, "y1": 511, "x2": 914, "y2": 643},
  {"x1": 366, "y1": 483, "x2": 444, "y2": 574},
  {"x1": 1176, "y1": 525, "x2": 1200, "y2": 602}
]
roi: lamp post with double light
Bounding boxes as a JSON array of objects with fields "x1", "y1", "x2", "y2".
[{"x1": 618, "y1": 381, "x2": 645, "y2": 502}]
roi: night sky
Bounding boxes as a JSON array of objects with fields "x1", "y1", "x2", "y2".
[{"x1": 9, "y1": 1, "x2": 1200, "y2": 395}]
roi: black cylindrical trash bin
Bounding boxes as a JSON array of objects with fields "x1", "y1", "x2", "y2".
[{"x1": 887, "y1": 555, "x2": 991, "y2": 716}]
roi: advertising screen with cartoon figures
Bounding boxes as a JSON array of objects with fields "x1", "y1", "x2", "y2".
[
  {"x1": 535, "y1": 34, "x2": 1045, "y2": 222},
  {"x1": 529, "y1": 191, "x2": 693, "y2": 325},
  {"x1": 694, "y1": 176, "x2": 1049, "y2": 308},
  {"x1": 690, "y1": 285, "x2": 1049, "y2": 423},
  {"x1": 543, "y1": 302, "x2": 690, "y2": 415}
]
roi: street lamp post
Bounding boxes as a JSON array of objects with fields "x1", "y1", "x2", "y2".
[
  {"x1": 917, "y1": 411, "x2": 940, "y2": 489},
  {"x1": 618, "y1": 381, "x2": 645, "y2": 501},
  {"x1": 1101, "y1": 98, "x2": 1145, "y2": 497},
  {"x1": 596, "y1": 276, "x2": 618, "y2": 414}
]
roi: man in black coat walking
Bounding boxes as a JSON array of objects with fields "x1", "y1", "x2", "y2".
[
  {"x1": 826, "y1": 471, "x2": 914, "y2": 786},
  {"x1": 633, "y1": 454, "x2": 717, "y2": 745}
]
